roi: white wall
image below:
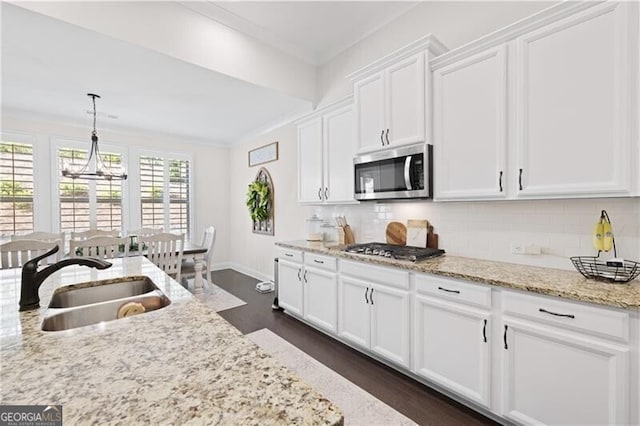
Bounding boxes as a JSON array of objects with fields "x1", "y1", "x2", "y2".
[
  {"x1": 1, "y1": 111, "x2": 230, "y2": 266},
  {"x1": 228, "y1": 124, "x2": 312, "y2": 280},
  {"x1": 318, "y1": 1, "x2": 554, "y2": 105},
  {"x1": 11, "y1": 1, "x2": 317, "y2": 102},
  {"x1": 228, "y1": 0, "x2": 639, "y2": 280}
]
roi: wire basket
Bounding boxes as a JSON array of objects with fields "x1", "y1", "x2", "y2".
[{"x1": 570, "y1": 256, "x2": 640, "y2": 283}]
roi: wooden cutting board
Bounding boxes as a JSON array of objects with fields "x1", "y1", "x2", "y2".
[
  {"x1": 385, "y1": 222, "x2": 407, "y2": 246},
  {"x1": 406, "y1": 220, "x2": 429, "y2": 248}
]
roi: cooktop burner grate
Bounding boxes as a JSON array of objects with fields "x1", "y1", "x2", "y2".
[{"x1": 344, "y1": 243, "x2": 444, "y2": 262}]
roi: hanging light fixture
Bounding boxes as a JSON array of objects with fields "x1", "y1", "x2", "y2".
[{"x1": 61, "y1": 93, "x2": 128, "y2": 181}]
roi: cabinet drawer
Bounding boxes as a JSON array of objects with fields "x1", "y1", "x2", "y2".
[
  {"x1": 304, "y1": 253, "x2": 337, "y2": 271},
  {"x1": 415, "y1": 274, "x2": 491, "y2": 309},
  {"x1": 503, "y1": 291, "x2": 629, "y2": 342},
  {"x1": 276, "y1": 247, "x2": 303, "y2": 263},
  {"x1": 340, "y1": 260, "x2": 409, "y2": 290}
]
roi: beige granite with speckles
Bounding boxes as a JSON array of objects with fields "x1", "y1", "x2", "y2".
[
  {"x1": 277, "y1": 241, "x2": 640, "y2": 310},
  {"x1": 0, "y1": 257, "x2": 343, "y2": 425}
]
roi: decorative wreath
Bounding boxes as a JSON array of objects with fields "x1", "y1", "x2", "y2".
[{"x1": 246, "y1": 180, "x2": 270, "y2": 222}]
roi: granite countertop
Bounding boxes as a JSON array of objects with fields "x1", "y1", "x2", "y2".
[
  {"x1": 276, "y1": 241, "x2": 640, "y2": 310},
  {"x1": 0, "y1": 257, "x2": 343, "y2": 425}
]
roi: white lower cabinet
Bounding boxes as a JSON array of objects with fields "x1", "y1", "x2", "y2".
[
  {"x1": 501, "y1": 318, "x2": 629, "y2": 426},
  {"x1": 303, "y1": 266, "x2": 338, "y2": 333},
  {"x1": 338, "y1": 264, "x2": 411, "y2": 369},
  {"x1": 414, "y1": 295, "x2": 491, "y2": 407},
  {"x1": 277, "y1": 251, "x2": 338, "y2": 333},
  {"x1": 277, "y1": 258, "x2": 304, "y2": 316}
]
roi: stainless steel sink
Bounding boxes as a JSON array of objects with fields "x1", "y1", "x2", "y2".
[
  {"x1": 42, "y1": 293, "x2": 171, "y2": 332},
  {"x1": 48, "y1": 276, "x2": 158, "y2": 308},
  {"x1": 42, "y1": 276, "x2": 172, "y2": 332}
]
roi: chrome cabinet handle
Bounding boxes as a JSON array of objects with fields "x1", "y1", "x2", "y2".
[
  {"x1": 483, "y1": 319, "x2": 487, "y2": 343},
  {"x1": 380, "y1": 130, "x2": 385, "y2": 146},
  {"x1": 313, "y1": 259, "x2": 324, "y2": 264},
  {"x1": 318, "y1": 187, "x2": 322, "y2": 200},
  {"x1": 499, "y1": 171, "x2": 503, "y2": 192},
  {"x1": 518, "y1": 168, "x2": 523, "y2": 191},
  {"x1": 539, "y1": 308, "x2": 575, "y2": 319},
  {"x1": 385, "y1": 129, "x2": 390, "y2": 145},
  {"x1": 297, "y1": 268, "x2": 301, "y2": 281},
  {"x1": 364, "y1": 288, "x2": 369, "y2": 304},
  {"x1": 404, "y1": 156, "x2": 413, "y2": 191},
  {"x1": 370, "y1": 288, "x2": 374, "y2": 305},
  {"x1": 303, "y1": 270, "x2": 308, "y2": 283},
  {"x1": 324, "y1": 187, "x2": 328, "y2": 200},
  {"x1": 438, "y1": 286, "x2": 460, "y2": 294},
  {"x1": 284, "y1": 253, "x2": 293, "y2": 257}
]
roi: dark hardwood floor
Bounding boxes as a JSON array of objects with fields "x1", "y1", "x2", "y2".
[{"x1": 211, "y1": 269, "x2": 500, "y2": 426}]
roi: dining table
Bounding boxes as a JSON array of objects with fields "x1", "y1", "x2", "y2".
[{"x1": 179, "y1": 241, "x2": 208, "y2": 295}]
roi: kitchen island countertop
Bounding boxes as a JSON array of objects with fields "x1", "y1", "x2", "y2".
[
  {"x1": 0, "y1": 257, "x2": 343, "y2": 425},
  {"x1": 276, "y1": 240, "x2": 640, "y2": 310}
]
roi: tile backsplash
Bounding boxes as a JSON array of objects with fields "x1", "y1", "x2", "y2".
[{"x1": 315, "y1": 198, "x2": 640, "y2": 271}]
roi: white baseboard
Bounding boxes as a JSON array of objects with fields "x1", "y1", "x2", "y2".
[{"x1": 210, "y1": 261, "x2": 273, "y2": 282}]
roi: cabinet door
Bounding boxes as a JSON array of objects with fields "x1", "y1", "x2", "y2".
[
  {"x1": 369, "y1": 283, "x2": 411, "y2": 368},
  {"x1": 414, "y1": 295, "x2": 491, "y2": 407},
  {"x1": 338, "y1": 276, "x2": 371, "y2": 349},
  {"x1": 433, "y1": 46, "x2": 507, "y2": 200},
  {"x1": 515, "y1": 2, "x2": 633, "y2": 198},
  {"x1": 303, "y1": 267, "x2": 337, "y2": 333},
  {"x1": 502, "y1": 318, "x2": 629, "y2": 425},
  {"x1": 385, "y1": 52, "x2": 425, "y2": 147},
  {"x1": 323, "y1": 105, "x2": 356, "y2": 203},
  {"x1": 277, "y1": 259, "x2": 304, "y2": 316},
  {"x1": 297, "y1": 117, "x2": 324, "y2": 203},
  {"x1": 354, "y1": 72, "x2": 385, "y2": 154}
]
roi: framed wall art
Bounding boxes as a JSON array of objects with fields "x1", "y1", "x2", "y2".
[{"x1": 248, "y1": 142, "x2": 278, "y2": 167}]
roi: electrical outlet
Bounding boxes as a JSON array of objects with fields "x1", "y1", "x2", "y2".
[
  {"x1": 511, "y1": 243, "x2": 525, "y2": 255},
  {"x1": 511, "y1": 242, "x2": 541, "y2": 255}
]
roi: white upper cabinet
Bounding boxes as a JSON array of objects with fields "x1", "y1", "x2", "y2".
[
  {"x1": 349, "y1": 35, "x2": 448, "y2": 154},
  {"x1": 430, "y1": 1, "x2": 639, "y2": 201},
  {"x1": 515, "y1": 2, "x2": 634, "y2": 198},
  {"x1": 296, "y1": 98, "x2": 357, "y2": 204},
  {"x1": 433, "y1": 45, "x2": 508, "y2": 200},
  {"x1": 323, "y1": 105, "x2": 356, "y2": 203},
  {"x1": 297, "y1": 117, "x2": 324, "y2": 203},
  {"x1": 354, "y1": 73, "x2": 386, "y2": 153},
  {"x1": 355, "y1": 53, "x2": 424, "y2": 153},
  {"x1": 386, "y1": 54, "x2": 426, "y2": 146}
]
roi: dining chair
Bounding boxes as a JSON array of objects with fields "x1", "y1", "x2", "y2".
[
  {"x1": 128, "y1": 228, "x2": 163, "y2": 238},
  {"x1": 181, "y1": 226, "x2": 216, "y2": 287},
  {"x1": 0, "y1": 239, "x2": 62, "y2": 270},
  {"x1": 71, "y1": 229, "x2": 119, "y2": 240},
  {"x1": 69, "y1": 236, "x2": 128, "y2": 259},
  {"x1": 11, "y1": 232, "x2": 66, "y2": 263},
  {"x1": 139, "y1": 233, "x2": 184, "y2": 282}
]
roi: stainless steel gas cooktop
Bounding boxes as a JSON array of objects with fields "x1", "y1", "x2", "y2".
[{"x1": 344, "y1": 243, "x2": 444, "y2": 262}]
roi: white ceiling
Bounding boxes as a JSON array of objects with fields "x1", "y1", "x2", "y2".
[
  {"x1": 186, "y1": 1, "x2": 419, "y2": 65},
  {"x1": 1, "y1": 2, "x2": 419, "y2": 144}
]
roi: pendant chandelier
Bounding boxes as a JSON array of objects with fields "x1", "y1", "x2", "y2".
[{"x1": 61, "y1": 93, "x2": 128, "y2": 181}]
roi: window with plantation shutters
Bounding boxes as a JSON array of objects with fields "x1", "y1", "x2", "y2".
[
  {"x1": 169, "y1": 159, "x2": 190, "y2": 236},
  {"x1": 57, "y1": 146, "x2": 123, "y2": 233},
  {"x1": 139, "y1": 155, "x2": 191, "y2": 238},
  {"x1": 0, "y1": 141, "x2": 34, "y2": 236},
  {"x1": 140, "y1": 156, "x2": 165, "y2": 229}
]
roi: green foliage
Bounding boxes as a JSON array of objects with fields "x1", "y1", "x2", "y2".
[
  {"x1": 0, "y1": 180, "x2": 32, "y2": 197},
  {"x1": 246, "y1": 180, "x2": 270, "y2": 222}
]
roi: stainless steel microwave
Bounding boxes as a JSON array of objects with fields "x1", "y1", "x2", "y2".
[{"x1": 354, "y1": 143, "x2": 432, "y2": 201}]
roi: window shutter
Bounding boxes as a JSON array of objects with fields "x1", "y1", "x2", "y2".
[
  {"x1": 0, "y1": 141, "x2": 34, "y2": 236},
  {"x1": 140, "y1": 156, "x2": 165, "y2": 228},
  {"x1": 96, "y1": 153, "x2": 123, "y2": 231},
  {"x1": 58, "y1": 148, "x2": 90, "y2": 232},
  {"x1": 169, "y1": 159, "x2": 190, "y2": 235}
]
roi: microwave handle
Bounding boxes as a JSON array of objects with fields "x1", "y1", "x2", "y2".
[{"x1": 404, "y1": 156, "x2": 413, "y2": 191}]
